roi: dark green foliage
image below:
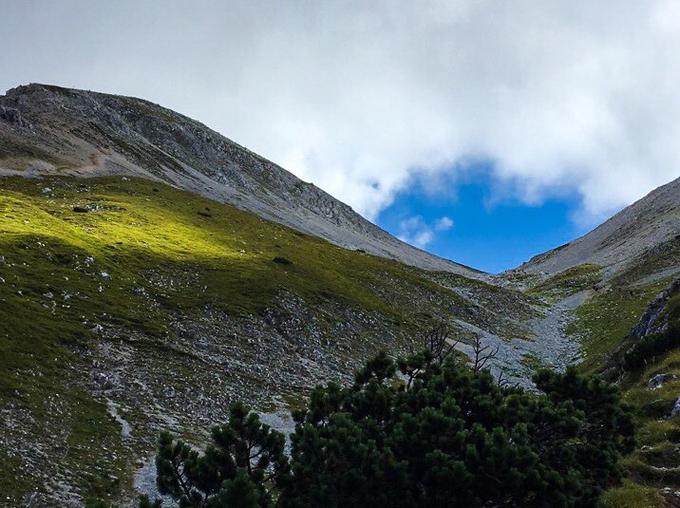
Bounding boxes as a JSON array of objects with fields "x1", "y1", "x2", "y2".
[
  {"x1": 138, "y1": 495, "x2": 162, "y2": 508},
  {"x1": 84, "y1": 499, "x2": 117, "y2": 508},
  {"x1": 284, "y1": 353, "x2": 633, "y2": 508},
  {"x1": 147, "y1": 352, "x2": 633, "y2": 508},
  {"x1": 211, "y1": 470, "x2": 270, "y2": 508},
  {"x1": 623, "y1": 325, "x2": 680, "y2": 370},
  {"x1": 144, "y1": 402, "x2": 289, "y2": 507}
]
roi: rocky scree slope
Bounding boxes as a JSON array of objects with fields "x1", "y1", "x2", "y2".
[{"x1": 0, "y1": 83, "x2": 480, "y2": 277}]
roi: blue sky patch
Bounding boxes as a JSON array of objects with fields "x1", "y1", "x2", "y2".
[{"x1": 376, "y1": 170, "x2": 593, "y2": 274}]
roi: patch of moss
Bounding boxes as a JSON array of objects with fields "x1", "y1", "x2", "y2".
[
  {"x1": 567, "y1": 281, "x2": 668, "y2": 374},
  {"x1": 600, "y1": 480, "x2": 664, "y2": 508},
  {"x1": 527, "y1": 263, "x2": 602, "y2": 300}
]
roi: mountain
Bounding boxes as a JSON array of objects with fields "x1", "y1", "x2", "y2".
[
  {"x1": 0, "y1": 83, "x2": 481, "y2": 278},
  {"x1": 507, "y1": 178, "x2": 680, "y2": 505},
  {"x1": 1, "y1": 84, "x2": 679, "y2": 507},
  {"x1": 516, "y1": 176, "x2": 680, "y2": 279}
]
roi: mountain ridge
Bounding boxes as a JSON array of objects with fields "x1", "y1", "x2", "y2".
[
  {"x1": 0, "y1": 83, "x2": 483, "y2": 278},
  {"x1": 515, "y1": 175, "x2": 680, "y2": 279}
]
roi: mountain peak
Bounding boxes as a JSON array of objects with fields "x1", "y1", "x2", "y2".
[
  {"x1": 0, "y1": 83, "x2": 482, "y2": 277},
  {"x1": 517, "y1": 175, "x2": 680, "y2": 279}
]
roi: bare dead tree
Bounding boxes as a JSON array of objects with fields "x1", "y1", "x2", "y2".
[
  {"x1": 470, "y1": 335, "x2": 500, "y2": 374},
  {"x1": 426, "y1": 322, "x2": 459, "y2": 365},
  {"x1": 402, "y1": 322, "x2": 461, "y2": 390},
  {"x1": 496, "y1": 369, "x2": 510, "y2": 388}
]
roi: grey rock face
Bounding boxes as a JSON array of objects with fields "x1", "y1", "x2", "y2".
[
  {"x1": 648, "y1": 373, "x2": 677, "y2": 390},
  {"x1": 631, "y1": 278, "x2": 680, "y2": 340},
  {"x1": 0, "y1": 105, "x2": 26, "y2": 127},
  {"x1": 0, "y1": 83, "x2": 481, "y2": 278},
  {"x1": 671, "y1": 396, "x2": 680, "y2": 418}
]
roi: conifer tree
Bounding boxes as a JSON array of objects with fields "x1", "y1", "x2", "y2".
[{"x1": 143, "y1": 344, "x2": 633, "y2": 508}]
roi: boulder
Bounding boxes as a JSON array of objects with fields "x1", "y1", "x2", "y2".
[
  {"x1": 648, "y1": 373, "x2": 677, "y2": 390},
  {"x1": 670, "y1": 396, "x2": 680, "y2": 418},
  {"x1": 0, "y1": 106, "x2": 26, "y2": 127}
]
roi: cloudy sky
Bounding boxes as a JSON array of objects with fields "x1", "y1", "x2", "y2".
[{"x1": 2, "y1": 0, "x2": 679, "y2": 271}]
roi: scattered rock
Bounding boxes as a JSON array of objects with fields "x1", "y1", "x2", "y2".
[
  {"x1": 649, "y1": 373, "x2": 677, "y2": 390},
  {"x1": 197, "y1": 211, "x2": 212, "y2": 218},
  {"x1": 661, "y1": 487, "x2": 680, "y2": 508},
  {"x1": 670, "y1": 397, "x2": 680, "y2": 418},
  {"x1": 94, "y1": 372, "x2": 114, "y2": 390}
]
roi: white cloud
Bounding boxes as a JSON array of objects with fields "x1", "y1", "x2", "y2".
[
  {"x1": 413, "y1": 231, "x2": 434, "y2": 248},
  {"x1": 435, "y1": 217, "x2": 454, "y2": 231},
  {"x1": 2, "y1": 1, "x2": 679, "y2": 224},
  {"x1": 398, "y1": 215, "x2": 450, "y2": 248}
]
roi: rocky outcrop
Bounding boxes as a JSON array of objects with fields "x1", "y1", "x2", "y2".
[
  {"x1": 671, "y1": 397, "x2": 680, "y2": 418},
  {"x1": 649, "y1": 373, "x2": 677, "y2": 390},
  {"x1": 0, "y1": 106, "x2": 26, "y2": 127},
  {"x1": 631, "y1": 278, "x2": 680, "y2": 340}
]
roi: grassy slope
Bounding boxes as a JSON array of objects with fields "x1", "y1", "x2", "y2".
[
  {"x1": 526, "y1": 263, "x2": 602, "y2": 301},
  {"x1": 600, "y1": 308, "x2": 680, "y2": 507},
  {"x1": 549, "y1": 253, "x2": 680, "y2": 506},
  {"x1": 515, "y1": 252, "x2": 680, "y2": 506},
  {"x1": 1, "y1": 175, "x2": 523, "y2": 504},
  {"x1": 4, "y1": 171, "x2": 675, "y2": 505}
]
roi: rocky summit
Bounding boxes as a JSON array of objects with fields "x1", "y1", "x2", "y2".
[{"x1": 1, "y1": 84, "x2": 679, "y2": 507}]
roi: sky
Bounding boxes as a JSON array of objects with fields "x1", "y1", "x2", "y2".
[
  {"x1": 2, "y1": 1, "x2": 680, "y2": 272},
  {"x1": 378, "y1": 169, "x2": 587, "y2": 272}
]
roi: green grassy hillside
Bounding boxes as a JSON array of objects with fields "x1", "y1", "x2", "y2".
[
  {"x1": 0, "y1": 175, "x2": 534, "y2": 505},
  {"x1": 550, "y1": 254, "x2": 680, "y2": 506},
  {"x1": 600, "y1": 301, "x2": 680, "y2": 508},
  {"x1": 4, "y1": 173, "x2": 676, "y2": 506}
]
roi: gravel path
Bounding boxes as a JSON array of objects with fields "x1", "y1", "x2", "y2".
[
  {"x1": 515, "y1": 291, "x2": 589, "y2": 371},
  {"x1": 455, "y1": 291, "x2": 589, "y2": 387}
]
